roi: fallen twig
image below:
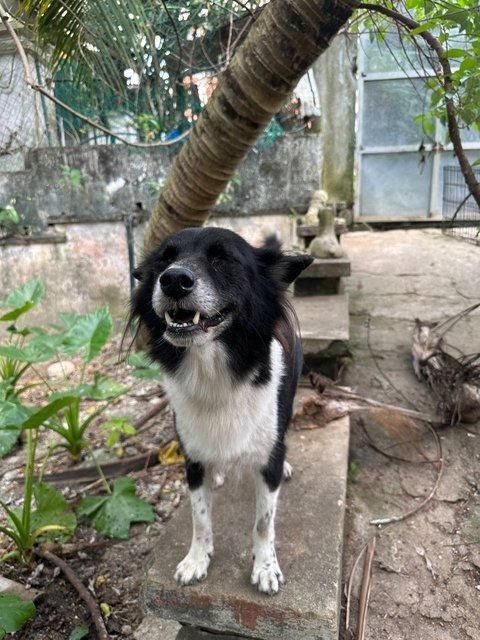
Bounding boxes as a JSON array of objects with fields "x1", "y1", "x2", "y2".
[
  {"x1": 308, "y1": 372, "x2": 441, "y2": 424},
  {"x1": 357, "y1": 537, "x2": 376, "y2": 640},
  {"x1": 133, "y1": 398, "x2": 170, "y2": 435},
  {"x1": 345, "y1": 542, "x2": 367, "y2": 632},
  {"x1": 34, "y1": 548, "x2": 110, "y2": 640}
]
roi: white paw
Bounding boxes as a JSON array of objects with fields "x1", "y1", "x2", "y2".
[
  {"x1": 251, "y1": 559, "x2": 284, "y2": 595},
  {"x1": 213, "y1": 473, "x2": 225, "y2": 489},
  {"x1": 174, "y1": 551, "x2": 211, "y2": 585},
  {"x1": 283, "y1": 461, "x2": 293, "y2": 481}
]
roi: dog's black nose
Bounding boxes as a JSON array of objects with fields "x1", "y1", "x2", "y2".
[{"x1": 159, "y1": 267, "x2": 195, "y2": 298}]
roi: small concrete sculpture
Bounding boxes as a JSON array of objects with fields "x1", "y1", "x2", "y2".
[
  {"x1": 303, "y1": 189, "x2": 328, "y2": 227},
  {"x1": 308, "y1": 205, "x2": 346, "y2": 259}
]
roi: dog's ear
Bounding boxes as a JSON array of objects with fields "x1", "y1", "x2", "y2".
[
  {"x1": 132, "y1": 266, "x2": 143, "y2": 281},
  {"x1": 257, "y1": 236, "x2": 313, "y2": 287},
  {"x1": 277, "y1": 254, "x2": 314, "y2": 285}
]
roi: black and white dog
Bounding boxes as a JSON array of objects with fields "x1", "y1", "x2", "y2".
[{"x1": 130, "y1": 227, "x2": 312, "y2": 595}]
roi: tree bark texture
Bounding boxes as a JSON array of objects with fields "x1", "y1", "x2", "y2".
[{"x1": 143, "y1": 0, "x2": 355, "y2": 252}]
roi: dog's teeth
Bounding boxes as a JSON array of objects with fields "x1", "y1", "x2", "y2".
[
  {"x1": 193, "y1": 311, "x2": 200, "y2": 325},
  {"x1": 165, "y1": 311, "x2": 173, "y2": 326}
]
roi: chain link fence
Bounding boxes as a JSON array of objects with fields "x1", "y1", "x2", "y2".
[{"x1": 443, "y1": 166, "x2": 480, "y2": 246}]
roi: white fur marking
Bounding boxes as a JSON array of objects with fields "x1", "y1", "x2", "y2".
[
  {"x1": 251, "y1": 470, "x2": 283, "y2": 595},
  {"x1": 164, "y1": 339, "x2": 284, "y2": 473},
  {"x1": 175, "y1": 482, "x2": 214, "y2": 585}
]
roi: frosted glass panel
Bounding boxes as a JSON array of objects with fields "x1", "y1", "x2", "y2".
[
  {"x1": 361, "y1": 153, "x2": 432, "y2": 216},
  {"x1": 362, "y1": 79, "x2": 428, "y2": 147},
  {"x1": 362, "y1": 32, "x2": 430, "y2": 74}
]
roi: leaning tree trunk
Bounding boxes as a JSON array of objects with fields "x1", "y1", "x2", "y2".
[{"x1": 143, "y1": 0, "x2": 355, "y2": 253}]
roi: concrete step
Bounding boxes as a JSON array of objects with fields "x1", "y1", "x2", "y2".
[
  {"x1": 292, "y1": 292, "x2": 350, "y2": 354},
  {"x1": 292, "y1": 292, "x2": 350, "y2": 377},
  {"x1": 294, "y1": 259, "x2": 350, "y2": 296},
  {"x1": 142, "y1": 417, "x2": 350, "y2": 640},
  {"x1": 299, "y1": 258, "x2": 351, "y2": 280}
]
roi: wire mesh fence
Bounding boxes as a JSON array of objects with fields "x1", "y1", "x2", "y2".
[{"x1": 443, "y1": 166, "x2": 480, "y2": 246}]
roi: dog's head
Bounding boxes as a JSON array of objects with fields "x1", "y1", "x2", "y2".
[{"x1": 131, "y1": 227, "x2": 312, "y2": 348}]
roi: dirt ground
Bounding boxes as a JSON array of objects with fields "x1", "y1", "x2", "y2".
[
  {"x1": 341, "y1": 230, "x2": 480, "y2": 640},
  {"x1": 1, "y1": 229, "x2": 480, "y2": 640},
  {"x1": 1, "y1": 338, "x2": 184, "y2": 640}
]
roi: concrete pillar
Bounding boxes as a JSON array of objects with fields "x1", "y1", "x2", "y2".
[
  {"x1": 312, "y1": 33, "x2": 357, "y2": 205},
  {"x1": 0, "y1": 20, "x2": 57, "y2": 170}
]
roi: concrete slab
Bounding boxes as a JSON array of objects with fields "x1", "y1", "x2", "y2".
[
  {"x1": 142, "y1": 419, "x2": 350, "y2": 640},
  {"x1": 293, "y1": 293, "x2": 350, "y2": 355},
  {"x1": 299, "y1": 258, "x2": 351, "y2": 279}
]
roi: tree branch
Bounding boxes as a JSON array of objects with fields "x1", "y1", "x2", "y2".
[{"x1": 358, "y1": 2, "x2": 480, "y2": 210}]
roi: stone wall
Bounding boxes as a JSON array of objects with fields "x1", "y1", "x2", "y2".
[
  {"x1": 0, "y1": 136, "x2": 321, "y2": 324},
  {"x1": 0, "y1": 22, "x2": 57, "y2": 171}
]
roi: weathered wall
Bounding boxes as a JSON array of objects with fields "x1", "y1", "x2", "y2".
[
  {"x1": 0, "y1": 136, "x2": 321, "y2": 234},
  {"x1": 0, "y1": 136, "x2": 321, "y2": 324},
  {"x1": 313, "y1": 33, "x2": 357, "y2": 205},
  {"x1": 0, "y1": 23, "x2": 57, "y2": 171}
]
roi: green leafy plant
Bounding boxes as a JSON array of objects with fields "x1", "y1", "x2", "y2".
[
  {"x1": 0, "y1": 278, "x2": 47, "y2": 401},
  {"x1": 0, "y1": 285, "x2": 119, "y2": 458},
  {"x1": 146, "y1": 178, "x2": 164, "y2": 198},
  {"x1": 78, "y1": 476, "x2": 155, "y2": 539},
  {"x1": 0, "y1": 594, "x2": 36, "y2": 638},
  {"x1": 47, "y1": 373, "x2": 129, "y2": 459},
  {"x1": 217, "y1": 174, "x2": 242, "y2": 205},
  {"x1": 0, "y1": 401, "x2": 30, "y2": 458},
  {"x1": 100, "y1": 416, "x2": 136, "y2": 448},
  {"x1": 137, "y1": 113, "x2": 162, "y2": 142},
  {"x1": 0, "y1": 201, "x2": 20, "y2": 240},
  {"x1": 59, "y1": 164, "x2": 84, "y2": 189},
  {"x1": 0, "y1": 414, "x2": 77, "y2": 562},
  {"x1": 68, "y1": 624, "x2": 90, "y2": 640},
  {"x1": 126, "y1": 350, "x2": 163, "y2": 380}
]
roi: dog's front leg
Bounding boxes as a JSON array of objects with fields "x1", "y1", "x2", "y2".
[
  {"x1": 251, "y1": 468, "x2": 284, "y2": 595},
  {"x1": 175, "y1": 460, "x2": 214, "y2": 585}
]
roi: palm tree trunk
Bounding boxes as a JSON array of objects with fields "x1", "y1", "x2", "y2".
[{"x1": 143, "y1": 0, "x2": 355, "y2": 253}]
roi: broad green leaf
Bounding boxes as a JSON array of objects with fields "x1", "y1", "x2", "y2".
[
  {"x1": 30, "y1": 482, "x2": 77, "y2": 542},
  {"x1": 0, "y1": 594, "x2": 36, "y2": 638},
  {"x1": 100, "y1": 417, "x2": 136, "y2": 448},
  {"x1": 60, "y1": 307, "x2": 113, "y2": 362},
  {"x1": 459, "y1": 57, "x2": 477, "y2": 73},
  {"x1": 127, "y1": 351, "x2": 163, "y2": 380},
  {"x1": 0, "y1": 279, "x2": 44, "y2": 322},
  {"x1": 77, "y1": 372, "x2": 129, "y2": 400},
  {"x1": 472, "y1": 158, "x2": 480, "y2": 167},
  {"x1": 50, "y1": 373, "x2": 128, "y2": 401},
  {"x1": 22, "y1": 397, "x2": 78, "y2": 430},
  {"x1": 444, "y1": 48, "x2": 468, "y2": 58},
  {"x1": 0, "y1": 331, "x2": 63, "y2": 363},
  {"x1": 68, "y1": 625, "x2": 89, "y2": 640},
  {"x1": 78, "y1": 476, "x2": 154, "y2": 539},
  {"x1": 409, "y1": 20, "x2": 438, "y2": 35},
  {"x1": 0, "y1": 205, "x2": 19, "y2": 225},
  {"x1": 0, "y1": 402, "x2": 30, "y2": 457}
]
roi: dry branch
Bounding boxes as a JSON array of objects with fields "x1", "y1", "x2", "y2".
[{"x1": 412, "y1": 304, "x2": 480, "y2": 425}]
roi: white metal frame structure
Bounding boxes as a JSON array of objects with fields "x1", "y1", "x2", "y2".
[{"x1": 355, "y1": 33, "x2": 480, "y2": 220}]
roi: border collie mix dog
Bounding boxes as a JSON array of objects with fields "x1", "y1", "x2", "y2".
[{"x1": 130, "y1": 227, "x2": 312, "y2": 595}]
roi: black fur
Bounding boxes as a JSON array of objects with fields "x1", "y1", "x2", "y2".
[{"x1": 130, "y1": 227, "x2": 312, "y2": 383}]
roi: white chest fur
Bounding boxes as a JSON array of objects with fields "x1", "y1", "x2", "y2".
[{"x1": 163, "y1": 339, "x2": 285, "y2": 471}]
